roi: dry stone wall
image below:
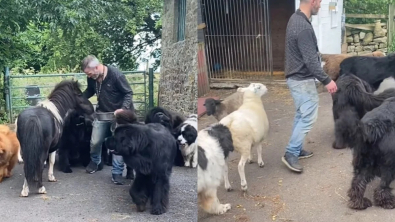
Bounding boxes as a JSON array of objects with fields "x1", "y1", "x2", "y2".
[{"x1": 346, "y1": 20, "x2": 388, "y2": 55}]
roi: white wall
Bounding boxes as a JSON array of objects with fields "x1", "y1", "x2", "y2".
[{"x1": 295, "y1": 0, "x2": 344, "y2": 54}]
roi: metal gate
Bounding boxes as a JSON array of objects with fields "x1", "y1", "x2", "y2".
[
  {"x1": 3, "y1": 67, "x2": 155, "y2": 123},
  {"x1": 201, "y1": 0, "x2": 273, "y2": 80}
]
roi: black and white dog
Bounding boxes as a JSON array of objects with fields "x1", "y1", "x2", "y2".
[
  {"x1": 197, "y1": 123, "x2": 234, "y2": 215},
  {"x1": 174, "y1": 114, "x2": 198, "y2": 168}
]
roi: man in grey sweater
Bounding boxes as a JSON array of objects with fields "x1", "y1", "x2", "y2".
[{"x1": 282, "y1": 0, "x2": 337, "y2": 173}]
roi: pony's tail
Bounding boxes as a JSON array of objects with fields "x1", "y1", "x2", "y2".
[{"x1": 19, "y1": 115, "x2": 44, "y2": 189}]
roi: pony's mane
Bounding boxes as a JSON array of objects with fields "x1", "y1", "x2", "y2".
[{"x1": 38, "y1": 80, "x2": 83, "y2": 124}]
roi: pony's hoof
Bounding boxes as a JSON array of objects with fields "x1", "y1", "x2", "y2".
[
  {"x1": 38, "y1": 186, "x2": 47, "y2": 194},
  {"x1": 20, "y1": 190, "x2": 29, "y2": 197},
  {"x1": 48, "y1": 175, "x2": 57, "y2": 182}
]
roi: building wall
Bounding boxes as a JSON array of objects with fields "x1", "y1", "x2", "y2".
[
  {"x1": 159, "y1": 0, "x2": 198, "y2": 115},
  {"x1": 295, "y1": 0, "x2": 344, "y2": 54}
]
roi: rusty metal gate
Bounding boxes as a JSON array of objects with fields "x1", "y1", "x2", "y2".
[{"x1": 201, "y1": 0, "x2": 273, "y2": 80}]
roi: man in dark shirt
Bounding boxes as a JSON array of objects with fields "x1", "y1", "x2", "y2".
[
  {"x1": 282, "y1": 0, "x2": 337, "y2": 173},
  {"x1": 81, "y1": 55, "x2": 134, "y2": 184}
]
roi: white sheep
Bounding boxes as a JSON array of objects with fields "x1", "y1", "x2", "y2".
[
  {"x1": 204, "y1": 91, "x2": 265, "y2": 122},
  {"x1": 219, "y1": 83, "x2": 269, "y2": 192}
]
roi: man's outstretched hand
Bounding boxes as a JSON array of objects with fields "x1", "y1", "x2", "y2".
[{"x1": 325, "y1": 80, "x2": 337, "y2": 94}]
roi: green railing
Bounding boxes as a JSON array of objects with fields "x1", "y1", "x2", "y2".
[{"x1": 3, "y1": 67, "x2": 155, "y2": 123}]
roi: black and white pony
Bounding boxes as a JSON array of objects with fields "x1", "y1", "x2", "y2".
[{"x1": 15, "y1": 79, "x2": 94, "y2": 197}]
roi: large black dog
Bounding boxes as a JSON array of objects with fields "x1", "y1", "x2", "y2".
[
  {"x1": 332, "y1": 73, "x2": 395, "y2": 149},
  {"x1": 57, "y1": 109, "x2": 93, "y2": 173},
  {"x1": 144, "y1": 106, "x2": 185, "y2": 166},
  {"x1": 339, "y1": 53, "x2": 395, "y2": 89},
  {"x1": 341, "y1": 96, "x2": 395, "y2": 210},
  {"x1": 105, "y1": 110, "x2": 177, "y2": 215}
]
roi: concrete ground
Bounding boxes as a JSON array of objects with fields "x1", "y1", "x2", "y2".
[
  {"x1": 198, "y1": 85, "x2": 394, "y2": 222},
  {"x1": 0, "y1": 161, "x2": 197, "y2": 222}
]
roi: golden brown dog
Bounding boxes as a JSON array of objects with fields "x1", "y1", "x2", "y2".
[{"x1": 0, "y1": 124, "x2": 20, "y2": 182}]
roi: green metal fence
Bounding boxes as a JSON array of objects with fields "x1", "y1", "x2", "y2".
[{"x1": 3, "y1": 67, "x2": 155, "y2": 123}]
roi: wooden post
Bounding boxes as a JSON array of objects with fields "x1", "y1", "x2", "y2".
[
  {"x1": 341, "y1": 8, "x2": 348, "y2": 54},
  {"x1": 388, "y1": 4, "x2": 395, "y2": 47}
]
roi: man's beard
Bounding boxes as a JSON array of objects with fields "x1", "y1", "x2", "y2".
[{"x1": 91, "y1": 73, "x2": 103, "y2": 80}]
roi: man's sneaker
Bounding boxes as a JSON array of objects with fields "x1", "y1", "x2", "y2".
[
  {"x1": 299, "y1": 150, "x2": 313, "y2": 159},
  {"x1": 112, "y1": 174, "x2": 124, "y2": 185},
  {"x1": 282, "y1": 152, "x2": 303, "y2": 173},
  {"x1": 86, "y1": 161, "x2": 103, "y2": 174}
]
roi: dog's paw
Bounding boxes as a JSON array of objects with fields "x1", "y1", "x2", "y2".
[
  {"x1": 258, "y1": 160, "x2": 264, "y2": 168},
  {"x1": 348, "y1": 197, "x2": 372, "y2": 210},
  {"x1": 63, "y1": 167, "x2": 73, "y2": 173},
  {"x1": 217, "y1": 203, "x2": 231, "y2": 214},
  {"x1": 332, "y1": 141, "x2": 346, "y2": 149},
  {"x1": 150, "y1": 205, "x2": 167, "y2": 215},
  {"x1": 184, "y1": 161, "x2": 190, "y2": 167}
]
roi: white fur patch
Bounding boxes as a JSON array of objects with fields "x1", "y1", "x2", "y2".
[
  {"x1": 38, "y1": 100, "x2": 63, "y2": 124},
  {"x1": 373, "y1": 77, "x2": 395, "y2": 95}
]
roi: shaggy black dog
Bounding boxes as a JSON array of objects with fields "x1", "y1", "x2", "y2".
[
  {"x1": 332, "y1": 73, "x2": 395, "y2": 149},
  {"x1": 144, "y1": 106, "x2": 185, "y2": 166},
  {"x1": 105, "y1": 110, "x2": 177, "y2": 215},
  {"x1": 341, "y1": 97, "x2": 395, "y2": 210},
  {"x1": 57, "y1": 109, "x2": 93, "y2": 173},
  {"x1": 339, "y1": 53, "x2": 395, "y2": 89}
]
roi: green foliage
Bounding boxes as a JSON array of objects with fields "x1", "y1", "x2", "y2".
[
  {"x1": 1, "y1": 0, "x2": 163, "y2": 72},
  {"x1": 0, "y1": 0, "x2": 163, "y2": 121},
  {"x1": 344, "y1": 0, "x2": 391, "y2": 24}
]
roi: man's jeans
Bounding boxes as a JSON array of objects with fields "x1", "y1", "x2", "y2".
[
  {"x1": 285, "y1": 78, "x2": 319, "y2": 157},
  {"x1": 90, "y1": 119, "x2": 125, "y2": 175}
]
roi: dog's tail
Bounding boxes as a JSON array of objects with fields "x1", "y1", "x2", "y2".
[{"x1": 18, "y1": 115, "x2": 44, "y2": 189}]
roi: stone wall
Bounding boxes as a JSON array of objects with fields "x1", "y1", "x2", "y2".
[
  {"x1": 159, "y1": 0, "x2": 198, "y2": 116},
  {"x1": 346, "y1": 20, "x2": 388, "y2": 55}
]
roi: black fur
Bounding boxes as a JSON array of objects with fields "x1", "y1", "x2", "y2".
[
  {"x1": 57, "y1": 109, "x2": 94, "y2": 173},
  {"x1": 332, "y1": 74, "x2": 395, "y2": 149},
  {"x1": 206, "y1": 124, "x2": 234, "y2": 158},
  {"x1": 342, "y1": 96, "x2": 395, "y2": 210},
  {"x1": 198, "y1": 146, "x2": 208, "y2": 170},
  {"x1": 339, "y1": 53, "x2": 395, "y2": 89},
  {"x1": 105, "y1": 110, "x2": 177, "y2": 215},
  {"x1": 203, "y1": 98, "x2": 223, "y2": 116},
  {"x1": 144, "y1": 106, "x2": 185, "y2": 166},
  {"x1": 17, "y1": 80, "x2": 94, "y2": 192}
]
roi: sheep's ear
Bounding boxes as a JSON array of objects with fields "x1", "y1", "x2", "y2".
[{"x1": 215, "y1": 99, "x2": 223, "y2": 104}]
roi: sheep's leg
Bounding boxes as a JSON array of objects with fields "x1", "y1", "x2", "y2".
[
  {"x1": 247, "y1": 152, "x2": 253, "y2": 164},
  {"x1": 256, "y1": 143, "x2": 264, "y2": 168},
  {"x1": 224, "y1": 160, "x2": 232, "y2": 191},
  {"x1": 238, "y1": 154, "x2": 249, "y2": 192}
]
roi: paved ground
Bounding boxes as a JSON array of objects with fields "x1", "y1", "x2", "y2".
[
  {"x1": 0, "y1": 161, "x2": 197, "y2": 222},
  {"x1": 198, "y1": 85, "x2": 395, "y2": 222}
]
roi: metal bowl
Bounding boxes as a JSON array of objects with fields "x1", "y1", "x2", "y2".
[{"x1": 95, "y1": 112, "x2": 115, "y2": 121}]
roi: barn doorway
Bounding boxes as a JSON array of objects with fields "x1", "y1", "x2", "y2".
[{"x1": 200, "y1": 0, "x2": 295, "y2": 81}]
